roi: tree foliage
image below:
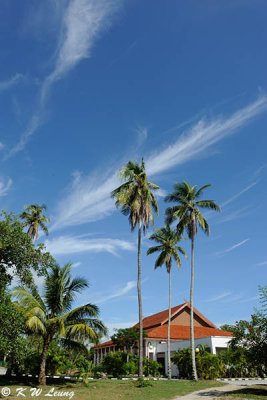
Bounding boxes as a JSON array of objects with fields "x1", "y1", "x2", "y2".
[
  {"x1": 20, "y1": 204, "x2": 50, "y2": 241},
  {"x1": 0, "y1": 211, "x2": 54, "y2": 287},
  {"x1": 111, "y1": 327, "x2": 147, "y2": 353},
  {"x1": 0, "y1": 291, "x2": 25, "y2": 360},
  {"x1": 13, "y1": 263, "x2": 107, "y2": 385}
]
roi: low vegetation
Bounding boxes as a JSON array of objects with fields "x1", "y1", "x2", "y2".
[{"x1": 0, "y1": 379, "x2": 225, "y2": 400}]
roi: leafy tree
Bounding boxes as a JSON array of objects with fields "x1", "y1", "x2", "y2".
[
  {"x1": 0, "y1": 211, "x2": 54, "y2": 287},
  {"x1": 224, "y1": 286, "x2": 267, "y2": 377},
  {"x1": 172, "y1": 346, "x2": 224, "y2": 380},
  {"x1": 147, "y1": 225, "x2": 187, "y2": 379},
  {"x1": 220, "y1": 324, "x2": 236, "y2": 333},
  {"x1": 0, "y1": 291, "x2": 25, "y2": 374},
  {"x1": 20, "y1": 204, "x2": 50, "y2": 241},
  {"x1": 111, "y1": 159, "x2": 159, "y2": 379},
  {"x1": 229, "y1": 316, "x2": 266, "y2": 375},
  {"x1": 111, "y1": 327, "x2": 147, "y2": 362},
  {"x1": 13, "y1": 263, "x2": 107, "y2": 385},
  {"x1": 165, "y1": 182, "x2": 220, "y2": 380}
]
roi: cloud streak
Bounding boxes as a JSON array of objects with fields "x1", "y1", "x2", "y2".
[
  {"x1": 45, "y1": 234, "x2": 135, "y2": 256},
  {"x1": 215, "y1": 238, "x2": 250, "y2": 256},
  {"x1": 146, "y1": 96, "x2": 267, "y2": 175},
  {"x1": 205, "y1": 292, "x2": 231, "y2": 302},
  {"x1": 95, "y1": 281, "x2": 136, "y2": 304},
  {"x1": 52, "y1": 96, "x2": 267, "y2": 232},
  {"x1": 0, "y1": 73, "x2": 24, "y2": 93},
  {"x1": 7, "y1": 0, "x2": 120, "y2": 157},
  {"x1": 0, "y1": 176, "x2": 13, "y2": 197},
  {"x1": 221, "y1": 181, "x2": 258, "y2": 208}
]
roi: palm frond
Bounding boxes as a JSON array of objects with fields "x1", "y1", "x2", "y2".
[
  {"x1": 196, "y1": 200, "x2": 221, "y2": 212},
  {"x1": 195, "y1": 184, "x2": 211, "y2": 198},
  {"x1": 63, "y1": 304, "x2": 99, "y2": 322},
  {"x1": 146, "y1": 245, "x2": 164, "y2": 255}
]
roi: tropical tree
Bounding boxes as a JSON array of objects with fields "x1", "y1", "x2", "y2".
[
  {"x1": 147, "y1": 225, "x2": 187, "y2": 379},
  {"x1": 13, "y1": 263, "x2": 107, "y2": 385},
  {"x1": 20, "y1": 204, "x2": 50, "y2": 241},
  {"x1": 0, "y1": 211, "x2": 54, "y2": 288},
  {"x1": 165, "y1": 182, "x2": 220, "y2": 380},
  {"x1": 111, "y1": 159, "x2": 159, "y2": 379},
  {"x1": 111, "y1": 327, "x2": 147, "y2": 362}
]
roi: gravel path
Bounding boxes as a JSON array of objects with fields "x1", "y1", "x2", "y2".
[{"x1": 172, "y1": 384, "x2": 246, "y2": 400}]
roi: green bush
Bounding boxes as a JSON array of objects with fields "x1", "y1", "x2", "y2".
[
  {"x1": 101, "y1": 351, "x2": 161, "y2": 377},
  {"x1": 101, "y1": 352, "x2": 127, "y2": 377},
  {"x1": 172, "y1": 346, "x2": 224, "y2": 380},
  {"x1": 144, "y1": 359, "x2": 162, "y2": 377}
]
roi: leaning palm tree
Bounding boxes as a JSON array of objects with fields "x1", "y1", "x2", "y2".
[
  {"x1": 13, "y1": 263, "x2": 107, "y2": 385},
  {"x1": 147, "y1": 225, "x2": 187, "y2": 379},
  {"x1": 111, "y1": 159, "x2": 159, "y2": 379},
  {"x1": 20, "y1": 204, "x2": 50, "y2": 240},
  {"x1": 165, "y1": 182, "x2": 220, "y2": 381}
]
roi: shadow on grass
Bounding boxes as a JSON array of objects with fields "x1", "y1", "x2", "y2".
[
  {"x1": 197, "y1": 385, "x2": 267, "y2": 398},
  {"x1": 0, "y1": 375, "x2": 76, "y2": 387}
]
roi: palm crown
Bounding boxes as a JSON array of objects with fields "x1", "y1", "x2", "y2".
[
  {"x1": 20, "y1": 204, "x2": 50, "y2": 240},
  {"x1": 165, "y1": 182, "x2": 221, "y2": 238},
  {"x1": 111, "y1": 159, "x2": 159, "y2": 232},
  {"x1": 147, "y1": 225, "x2": 187, "y2": 272},
  {"x1": 13, "y1": 263, "x2": 107, "y2": 384},
  {"x1": 13, "y1": 263, "x2": 107, "y2": 343}
]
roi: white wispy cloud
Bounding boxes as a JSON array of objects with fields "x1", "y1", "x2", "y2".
[
  {"x1": 221, "y1": 181, "x2": 258, "y2": 208},
  {"x1": 218, "y1": 206, "x2": 251, "y2": 223},
  {"x1": 95, "y1": 281, "x2": 136, "y2": 304},
  {"x1": 45, "y1": 235, "x2": 135, "y2": 256},
  {"x1": 254, "y1": 260, "x2": 267, "y2": 267},
  {"x1": 72, "y1": 261, "x2": 82, "y2": 268},
  {"x1": 51, "y1": 96, "x2": 267, "y2": 232},
  {"x1": 51, "y1": 169, "x2": 119, "y2": 230},
  {"x1": 215, "y1": 238, "x2": 250, "y2": 256},
  {"x1": 103, "y1": 320, "x2": 137, "y2": 340},
  {"x1": 204, "y1": 292, "x2": 231, "y2": 302},
  {"x1": 0, "y1": 176, "x2": 13, "y2": 197},
  {"x1": 0, "y1": 73, "x2": 24, "y2": 93},
  {"x1": 8, "y1": 0, "x2": 120, "y2": 157},
  {"x1": 146, "y1": 96, "x2": 267, "y2": 175}
]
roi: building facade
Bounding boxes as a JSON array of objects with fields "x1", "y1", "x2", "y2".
[{"x1": 93, "y1": 301, "x2": 233, "y2": 376}]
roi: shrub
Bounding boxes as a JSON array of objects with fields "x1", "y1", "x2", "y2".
[{"x1": 101, "y1": 352, "x2": 128, "y2": 377}]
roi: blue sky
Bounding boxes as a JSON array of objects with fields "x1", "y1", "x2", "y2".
[{"x1": 1, "y1": 0, "x2": 267, "y2": 335}]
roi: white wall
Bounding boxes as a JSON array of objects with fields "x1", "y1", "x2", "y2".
[{"x1": 145, "y1": 336, "x2": 232, "y2": 377}]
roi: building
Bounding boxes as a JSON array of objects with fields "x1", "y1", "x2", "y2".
[{"x1": 93, "y1": 301, "x2": 233, "y2": 376}]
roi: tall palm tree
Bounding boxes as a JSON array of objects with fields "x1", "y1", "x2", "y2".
[
  {"x1": 147, "y1": 225, "x2": 187, "y2": 379},
  {"x1": 20, "y1": 204, "x2": 50, "y2": 240},
  {"x1": 13, "y1": 263, "x2": 107, "y2": 385},
  {"x1": 165, "y1": 182, "x2": 220, "y2": 381},
  {"x1": 111, "y1": 159, "x2": 159, "y2": 379}
]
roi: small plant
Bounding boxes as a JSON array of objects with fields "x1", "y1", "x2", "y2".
[{"x1": 135, "y1": 379, "x2": 153, "y2": 388}]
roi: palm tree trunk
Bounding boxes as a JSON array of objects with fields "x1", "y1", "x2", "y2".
[
  {"x1": 190, "y1": 234, "x2": 198, "y2": 381},
  {"x1": 27, "y1": 225, "x2": 34, "y2": 239},
  {"x1": 38, "y1": 336, "x2": 50, "y2": 386},
  {"x1": 167, "y1": 265, "x2": 172, "y2": 379},
  {"x1": 137, "y1": 220, "x2": 143, "y2": 380}
]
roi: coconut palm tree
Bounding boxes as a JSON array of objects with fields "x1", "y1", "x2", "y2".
[
  {"x1": 147, "y1": 225, "x2": 187, "y2": 379},
  {"x1": 13, "y1": 263, "x2": 107, "y2": 385},
  {"x1": 20, "y1": 204, "x2": 50, "y2": 240},
  {"x1": 165, "y1": 182, "x2": 220, "y2": 381},
  {"x1": 111, "y1": 159, "x2": 159, "y2": 379}
]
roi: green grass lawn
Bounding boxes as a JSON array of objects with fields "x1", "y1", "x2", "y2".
[
  {"x1": 0, "y1": 379, "x2": 225, "y2": 400},
  {"x1": 220, "y1": 385, "x2": 267, "y2": 400}
]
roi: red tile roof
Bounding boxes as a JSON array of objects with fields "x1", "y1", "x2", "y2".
[
  {"x1": 94, "y1": 339, "x2": 114, "y2": 349},
  {"x1": 133, "y1": 303, "x2": 186, "y2": 329},
  {"x1": 145, "y1": 325, "x2": 233, "y2": 340},
  {"x1": 93, "y1": 325, "x2": 232, "y2": 348}
]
